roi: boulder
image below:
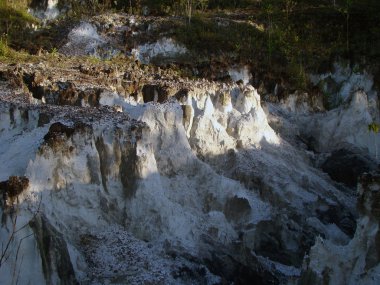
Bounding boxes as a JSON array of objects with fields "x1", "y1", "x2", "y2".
[{"x1": 0, "y1": 176, "x2": 29, "y2": 203}]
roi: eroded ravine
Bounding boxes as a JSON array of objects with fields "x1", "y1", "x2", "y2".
[{"x1": 1, "y1": 54, "x2": 376, "y2": 285}]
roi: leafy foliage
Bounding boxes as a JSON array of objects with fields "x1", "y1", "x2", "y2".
[
  {"x1": 0, "y1": 36, "x2": 9, "y2": 57},
  {"x1": 368, "y1": 123, "x2": 380, "y2": 134},
  {"x1": 1, "y1": 0, "x2": 380, "y2": 92}
]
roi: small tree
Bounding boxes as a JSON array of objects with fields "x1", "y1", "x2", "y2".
[
  {"x1": 180, "y1": 0, "x2": 208, "y2": 24},
  {"x1": 184, "y1": 0, "x2": 193, "y2": 24},
  {"x1": 337, "y1": 0, "x2": 353, "y2": 52},
  {"x1": 196, "y1": 0, "x2": 208, "y2": 11},
  {"x1": 0, "y1": 206, "x2": 36, "y2": 284},
  {"x1": 284, "y1": 0, "x2": 296, "y2": 20},
  {"x1": 263, "y1": 2, "x2": 274, "y2": 63},
  {"x1": 0, "y1": 178, "x2": 41, "y2": 282}
]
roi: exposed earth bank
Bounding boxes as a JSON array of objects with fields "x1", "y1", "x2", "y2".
[{"x1": 0, "y1": 4, "x2": 380, "y2": 285}]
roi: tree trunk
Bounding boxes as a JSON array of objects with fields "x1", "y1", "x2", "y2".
[
  {"x1": 187, "y1": 0, "x2": 192, "y2": 24},
  {"x1": 375, "y1": 132, "x2": 378, "y2": 161},
  {"x1": 346, "y1": 13, "x2": 349, "y2": 52}
]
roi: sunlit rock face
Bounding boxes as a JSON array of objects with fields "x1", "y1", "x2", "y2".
[
  {"x1": 310, "y1": 62, "x2": 376, "y2": 108},
  {"x1": 228, "y1": 66, "x2": 252, "y2": 85},
  {"x1": 59, "y1": 14, "x2": 187, "y2": 62},
  {"x1": 132, "y1": 38, "x2": 188, "y2": 64},
  {"x1": 301, "y1": 91, "x2": 380, "y2": 162},
  {"x1": 2, "y1": 6, "x2": 380, "y2": 283},
  {"x1": 0, "y1": 102, "x2": 162, "y2": 284},
  {"x1": 278, "y1": 90, "x2": 325, "y2": 114},
  {"x1": 0, "y1": 57, "x2": 372, "y2": 284},
  {"x1": 29, "y1": 0, "x2": 60, "y2": 20},
  {"x1": 60, "y1": 22, "x2": 119, "y2": 59},
  {"x1": 267, "y1": 69, "x2": 380, "y2": 193},
  {"x1": 299, "y1": 171, "x2": 380, "y2": 285}
]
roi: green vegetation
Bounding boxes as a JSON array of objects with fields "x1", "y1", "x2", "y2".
[
  {"x1": 0, "y1": 36, "x2": 10, "y2": 57},
  {"x1": 368, "y1": 122, "x2": 380, "y2": 134},
  {"x1": 166, "y1": 0, "x2": 380, "y2": 89},
  {"x1": 174, "y1": 15, "x2": 264, "y2": 57},
  {"x1": 0, "y1": 1, "x2": 38, "y2": 38},
  {"x1": 0, "y1": 0, "x2": 39, "y2": 59},
  {"x1": 0, "y1": 0, "x2": 379, "y2": 92}
]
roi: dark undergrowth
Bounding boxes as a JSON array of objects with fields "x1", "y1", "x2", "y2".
[
  {"x1": 172, "y1": 1, "x2": 380, "y2": 90},
  {"x1": 1, "y1": 0, "x2": 379, "y2": 91}
]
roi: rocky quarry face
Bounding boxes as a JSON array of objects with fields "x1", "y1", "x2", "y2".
[
  {"x1": 298, "y1": 172, "x2": 380, "y2": 285},
  {"x1": 1, "y1": 13, "x2": 380, "y2": 285}
]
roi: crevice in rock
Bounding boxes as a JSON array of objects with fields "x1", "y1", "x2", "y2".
[
  {"x1": 29, "y1": 214, "x2": 78, "y2": 285},
  {"x1": 321, "y1": 148, "x2": 378, "y2": 188},
  {"x1": 119, "y1": 141, "x2": 138, "y2": 198},
  {"x1": 202, "y1": 239, "x2": 281, "y2": 285},
  {"x1": 23, "y1": 72, "x2": 46, "y2": 100},
  {"x1": 142, "y1": 84, "x2": 176, "y2": 103},
  {"x1": 95, "y1": 136, "x2": 109, "y2": 193}
]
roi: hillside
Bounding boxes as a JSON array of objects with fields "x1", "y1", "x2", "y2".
[{"x1": 0, "y1": 1, "x2": 380, "y2": 284}]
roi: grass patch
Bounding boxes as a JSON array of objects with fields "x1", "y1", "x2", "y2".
[
  {"x1": 0, "y1": 0, "x2": 38, "y2": 30},
  {"x1": 171, "y1": 1, "x2": 380, "y2": 90},
  {"x1": 0, "y1": 0, "x2": 39, "y2": 54},
  {"x1": 0, "y1": 34, "x2": 30, "y2": 61},
  {"x1": 0, "y1": 0, "x2": 77, "y2": 56},
  {"x1": 174, "y1": 14, "x2": 267, "y2": 61},
  {"x1": 0, "y1": 36, "x2": 10, "y2": 57},
  {"x1": 0, "y1": 0, "x2": 379, "y2": 93}
]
